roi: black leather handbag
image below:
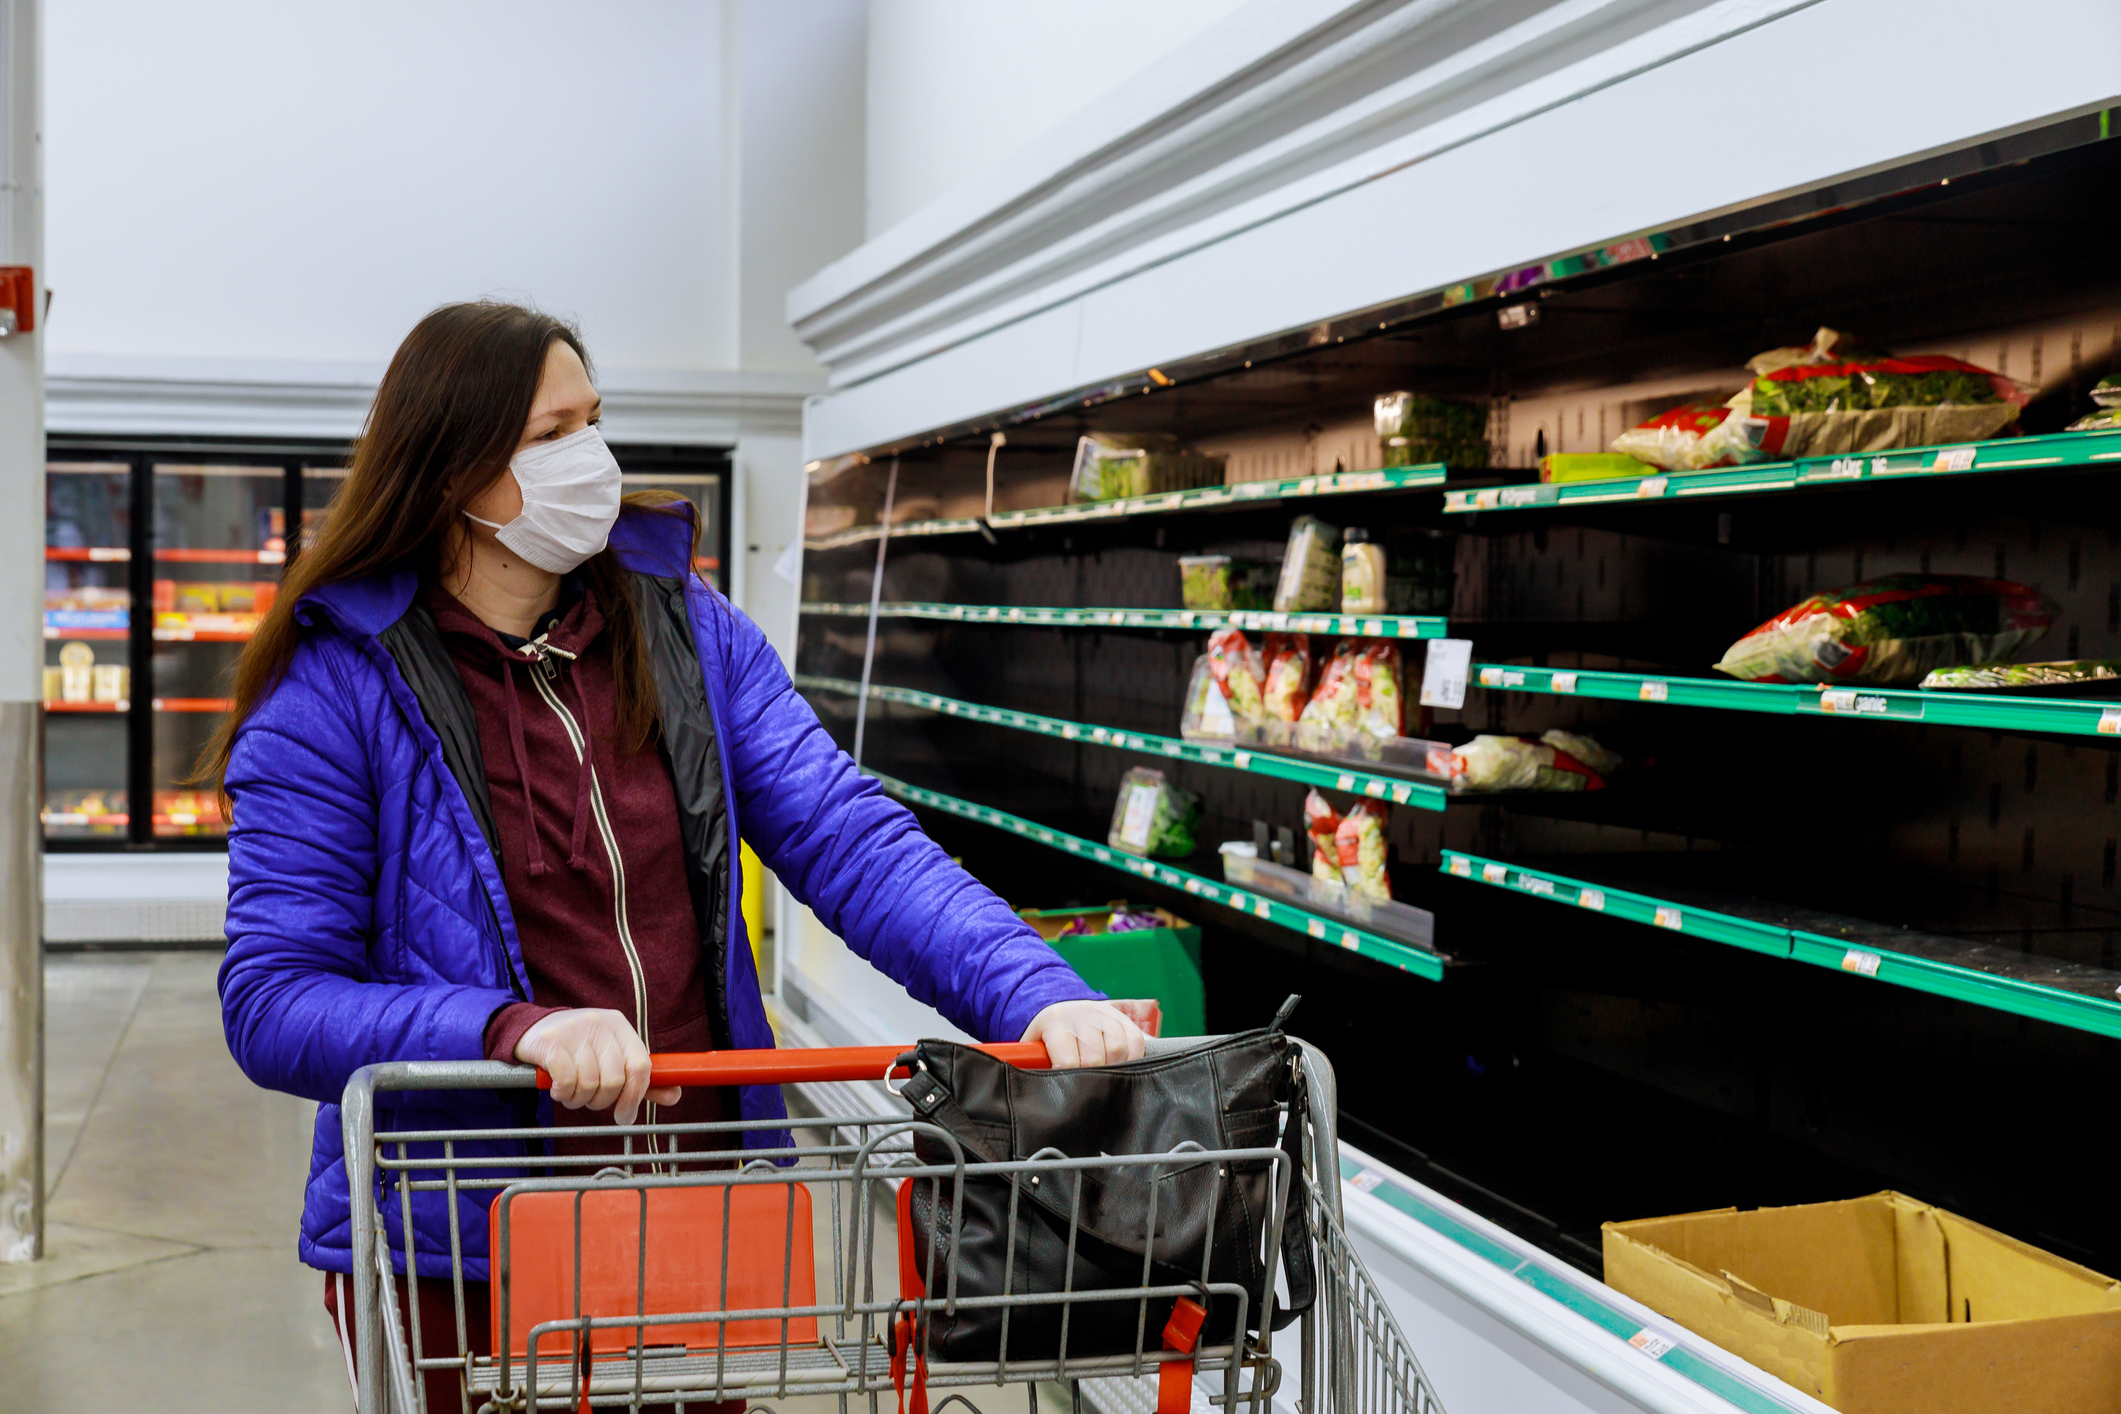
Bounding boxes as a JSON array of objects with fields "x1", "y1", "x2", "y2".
[{"x1": 892, "y1": 1000, "x2": 1316, "y2": 1365}]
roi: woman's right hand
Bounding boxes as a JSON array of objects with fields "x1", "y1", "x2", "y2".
[{"x1": 514, "y1": 1008, "x2": 681, "y2": 1126}]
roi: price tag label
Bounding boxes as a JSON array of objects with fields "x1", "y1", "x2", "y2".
[
  {"x1": 1639, "y1": 680, "x2": 1669, "y2": 702},
  {"x1": 1307, "y1": 919, "x2": 1327, "y2": 939},
  {"x1": 1481, "y1": 862, "x2": 1509, "y2": 884},
  {"x1": 1233, "y1": 751, "x2": 1250, "y2": 768},
  {"x1": 1578, "y1": 889, "x2": 1606, "y2": 911},
  {"x1": 1933, "y1": 446, "x2": 1977, "y2": 472},
  {"x1": 1552, "y1": 672, "x2": 1578, "y2": 693},
  {"x1": 1255, "y1": 899, "x2": 1272, "y2": 919},
  {"x1": 1348, "y1": 1170, "x2": 1386, "y2": 1194},
  {"x1": 2100, "y1": 708, "x2": 2121, "y2": 735},
  {"x1": 1629, "y1": 1330, "x2": 1675, "y2": 1359},
  {"x1": 1421, "y1": 639, "x2": 1474, "y2": 709},
  {"x1": 1520, "y1": 876, "x2": 1555, "y2": 896},
  {"x1": 1341, "y1": 931, "x2": 1361, "y2": 951},
  {"x1": 1449, "y1": 856, "x2": 1473, "y2": 877},
  {"x1": 1653, "y1": 906, "x2": 1684, "y2": 930},
  {"x1": 1636, "y1": 476, "x2": 1669, "y2": 498},
  {"x1": 1841, "y1": 949, "x2": 1883, "y2": 977}
]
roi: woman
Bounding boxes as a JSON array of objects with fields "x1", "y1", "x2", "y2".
[{"x1": 211, "y1": 302, "x2": 1155, "y2": 1401}]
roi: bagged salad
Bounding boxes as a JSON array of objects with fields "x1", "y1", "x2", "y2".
[
  {"x1": 1693, "y1": 328, "x2": 2022, "y2": 465},
  {"x1": 1920, "y1": 660, "x2": 2121, "y2": 695},
  {"x1": 1274, "y1": 516, "x2": 1342, "y2": 613},
  {"x1": 1303, "y1": 790, "x2": 1344, "y2": 889},
  {"x1": 1206, "y1": 627, "x2": 1268, "y2": 722},
  {"x1": 1179, "y1": 656, "x2": 1237, "y2": 740},
  {"x1": 2068, "y1": 378, "x2": 2121, "y2": 432},
  {"x1": 1107, "y1": 767, "x2": 1199, "y2": 858},
  {"x1": 1334, "y1": 800, "x2": 1391, "y2": 901},
  {"x1": 1262, "y1": 633, "x2": 1313, "y2": 722},
  {"x1": 1445, "y1": 730, "x2": 1620, "y2": 792},
  {"x1": 1714, "y1": 574, "x2": 2056, "y2": 686},
  {"x1": 1070, "y1": 434, "x2": 1223, "y2": 503},
  {"x1": 1609, "y1": 401, "x2": 1738, "y2": 471},
  {"x1": 1296, "y1": 640, "x2": 1405, "y2": 744}
]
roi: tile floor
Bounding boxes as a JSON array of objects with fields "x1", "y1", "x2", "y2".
[{"x1": 0, "y1": 949, "x2": 347, "y2": 1413}]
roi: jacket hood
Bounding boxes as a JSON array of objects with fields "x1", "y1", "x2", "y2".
[{"x1": 299, "y1": 502, "x2": 699, "y2": 640}]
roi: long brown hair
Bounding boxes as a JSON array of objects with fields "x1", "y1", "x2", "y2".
[{"x1": 200, "y1": 301, "x2": 679, "y2": 795}]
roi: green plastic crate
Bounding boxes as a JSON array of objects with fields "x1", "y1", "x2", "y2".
[{"x1": 1018, "y1": 904, "x2": 1206, "y2": 1038}]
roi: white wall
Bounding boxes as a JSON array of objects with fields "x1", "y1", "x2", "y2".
[
  {"x1": 45, "y1": 0, "x2": 735, "y2": 377},
  {"x1": 862, "y1": 0, "x2": 1247, "y2": 239}
]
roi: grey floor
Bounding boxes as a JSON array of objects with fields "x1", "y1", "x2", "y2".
[{"x1": 0, "y1": 950, "x2": 348, "y2": 1413}]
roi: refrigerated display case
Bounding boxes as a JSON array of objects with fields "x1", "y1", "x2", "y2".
[
  {"x1": 42, "y1": 438, "x2": 730, "y2": 848},
  {"x1": 43, "y1": 461, "x2": 135, "y2": 838}
]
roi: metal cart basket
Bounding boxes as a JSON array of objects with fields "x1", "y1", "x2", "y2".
[{"x1": 340, "y1": 1037, "x2": 1445, "y2": 1414}]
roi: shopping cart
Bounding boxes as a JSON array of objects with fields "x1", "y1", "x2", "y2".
[{"x1": 340, "y1": 1035, "x2": 1445, "y2": 1414}]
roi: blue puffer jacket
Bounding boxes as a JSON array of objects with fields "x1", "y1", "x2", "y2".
[{"x1": 218, "y1": 508, "x2": 1097, "y2": 1279}]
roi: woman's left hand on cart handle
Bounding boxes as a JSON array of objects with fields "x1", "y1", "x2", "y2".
[
  {"x1": 1021, "y1": 998, "x2": 1160, "y2": 1068},
  {"x1": 514, "y1": 1009, "x2": 682, "y2": 1126}
]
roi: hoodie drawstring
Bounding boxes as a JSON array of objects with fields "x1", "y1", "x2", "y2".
[
  {"x1": 565, "y1": 665, "x2": 598, "y2": 871},
  {"x1": 500, "y1": 660, "x2": 551, "y2": 878}
]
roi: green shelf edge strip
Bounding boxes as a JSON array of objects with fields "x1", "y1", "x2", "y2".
[
  {"x1": 801, "y1": 602, "x2": 1449, "y2": 640},
  {"x1": 1337, "y1": 1156, "x2": 1800, "y2": 1414},
  {"x1": 865, "y1": 770, "x2": 1445, "y2": 981},
  {"x1": 1472, "y1": 661, "x2": 2121, "y2": 739},
  {"x1": 1442, "y1": 427, "x2": 2121, "y2": 515},
  {"x1": 806, "y1": 463, "x2": 1448, "y2": 549},
  {"x1": 796, "y1": 674, "x2": 1448, "y2": 812},
  {"x1": 1440, "y1": 849, "x2": 2121, "y2": 1040}
]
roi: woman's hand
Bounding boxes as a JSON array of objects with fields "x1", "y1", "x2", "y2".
[
  {"x1": 514, "y1": 1008, "x2": 681, "y2": 1126},
  {"x1": 1021, "y1": 999, "x2": 1159, "y2": 1068}
]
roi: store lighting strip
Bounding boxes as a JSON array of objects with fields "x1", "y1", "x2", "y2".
[
  {"x1": 868, "y1": 769, "x2": 1446, "y2": 981},
  {"x1": 1470, "y1": 662, "x2": 2121, "y2": 738},
  {"x1": 795, "y1": 674, "x2": 1449, "y2": 811},
  {"x1": 1442, "y1": 427, "x2": 2121, "y2": 514},
  {"x1": 801, "y1": 602, "x2": 1450, "y2": 640},
  {"x1": 806, "y1": 463, "x2": 1448, "y2": 550},
  {"x1": 1441, "y1": 849, "x2": 2121, "y2": 1040}
]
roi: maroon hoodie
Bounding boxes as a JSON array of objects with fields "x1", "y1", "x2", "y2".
[{"x1": 425, "y1": 579, "x2": 727, "y2": 1148}]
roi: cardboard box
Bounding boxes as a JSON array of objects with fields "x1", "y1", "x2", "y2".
[
  {"x1": 1604, "y1": 1192, "x2": 2121, "y2": 1413},
  {"x1": 1016, "y1": 904, "x2": 1204, "y2": 1037}
]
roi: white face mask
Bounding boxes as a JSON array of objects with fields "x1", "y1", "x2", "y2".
[{"x1": 466, "y1": 425, "x2": 623, "y2": 573}]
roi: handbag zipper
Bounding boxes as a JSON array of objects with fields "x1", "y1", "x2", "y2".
[{"x1": 518, "y1": 636, "x2": 664, "y2": 1162}]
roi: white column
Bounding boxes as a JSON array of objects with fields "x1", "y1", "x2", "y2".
[{"x1": 0, "y1": 0, "x2": 43, "y2": 1264}]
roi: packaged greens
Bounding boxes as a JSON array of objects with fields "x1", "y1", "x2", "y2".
[
  {"x1": 1070, "y1": 434, "x2": 1224, "y2": 503},
  {"x1": 1179, "y1": 655, "x2": 1236, "y2": 740},
  {"x1": 1374, "y1": 392, "x2": 1489, "y2": 469},
  {"x1": 1179, "y1": 554, "x2": 1277, "y2": 611},
  {"x1": 2067, "y1": 407, "x2": 2121, "y2": 432},
  {"x1": 1607, "y1": 401, "x2": 1738, "y2": 471},
  {"x1": 1107, "y1": 767, "x2": 1199, "y2": 858},
  {"x1": 1297, "y1": 641, "x2": 1361, "y2": 740},
  {"x1": 1341, "y1": 529, "x2": 1386, "y2": 613},
  {"x1": 1295, "y1": 640, "x2": 1403, "y2": 750},
  {"x1": 1303, "y1": 790, "x2": 1344, "y2": 888},
  {"x1": 1274, "y1": 516, "x2": 1342, "y2": 613},
  {"x1": 1920, "y1": 660, "x2": 2121, "y2": 694},
  {"x1": 1692, "y1": 328, "x2": 2021, "y2": 464},
  {"x1": 1351, "y1": 641, "x2": 1405, "y2": 738},
  {"x1": 1262, "y1": 633, "x2": 1312, "y2": 722},
  {"x1": 1446, "y1": 731, "x2": 1617, "y2": 792},
  {"x1": 2093, "y1": 375, "x2": 2121, "y2": 408},
  {"x1": 1206, "y1": 627, "x2": 1267, "y2": 722},
  {"x1": 1714, "y1": 574, "x2": 2056, "y2": 686},
  {"x1": 1334, "y1": 800, "x2": 1391, "y2": 902}
]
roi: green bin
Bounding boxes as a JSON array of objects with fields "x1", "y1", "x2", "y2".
[{"x1": 1017, "y1": 903, "x2": 1206, "y2": 1038}]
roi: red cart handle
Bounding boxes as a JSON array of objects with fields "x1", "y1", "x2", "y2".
[{"x1": 532, "y1": 1042, "x2": 1052, "y2": 1090}]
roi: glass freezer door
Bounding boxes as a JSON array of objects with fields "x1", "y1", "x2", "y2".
[
  {"x1": 43, "y1": 462, "x2": 134, "y2": 838},
  {"x1": 150, "y1": 463, "x2": 287, "y2": 838}
]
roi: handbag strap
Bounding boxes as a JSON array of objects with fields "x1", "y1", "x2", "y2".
[{"x1": 1269, "y1": 1055, "x2": 1316, "y2": 1329}]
